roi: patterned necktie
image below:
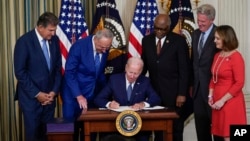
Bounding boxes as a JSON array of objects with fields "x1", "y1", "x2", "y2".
[
  {"x1": 127, "y1": 83, "x2": 132, "y2": 101},
  {"x1": 95, "y1": 53, "x2": 100, "y2": 71},
  {"x1": 198, "y1": 32, "x2": 205, "y2": 57},
  {"x1": 156, "y1": 38, "x2": 161, "y2": 55},
  {"x1": 42, "y1": 40, "x2": 50, "y2": 70}
]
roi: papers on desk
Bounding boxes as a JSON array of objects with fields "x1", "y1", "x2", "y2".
[
  {"x1": 143, "y1": 106, "x2": 166, "y2": 110},
  {"x1": 107, "y1": 106, "x2": 165, "y2": 112}
]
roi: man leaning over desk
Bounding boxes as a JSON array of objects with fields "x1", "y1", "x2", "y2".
[{"x1": 94, "y1": 57, "x2": 161, "y2": 141}]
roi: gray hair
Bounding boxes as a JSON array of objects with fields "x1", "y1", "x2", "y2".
[
  {"x1": 126, "y1": 57, "x2": 144, "y2": 69},
  {"x1": 95, "y1": 28, "x2": 114, "y2": 40},
  {"x1": 197, "y1": 4, "x2": 216, "y2": 20}
]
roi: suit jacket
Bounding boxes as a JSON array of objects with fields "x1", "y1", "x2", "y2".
[
  {"x1": 94, "y1": 73, "x2": 161, "y2": 107},
  {"x1": 14, "y1": 29, "x2": 62, "y2": 111},
  {"x1": 191, "y1": 25, "x2": 219, "y2": 100},
  {"x1": 62, "y1": 35, "x2": 108, "y2": 102},
  {"x1": 141, "y1": 32, "x2": 189, "y2": 107}
]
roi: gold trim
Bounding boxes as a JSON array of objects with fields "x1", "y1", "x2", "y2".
[{"x1": 115, "y1": 110, "x2": 142, "y2": 136}]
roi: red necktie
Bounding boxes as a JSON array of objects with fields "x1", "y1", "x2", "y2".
[{"x1": 157, "y1": 38, "x2": 161, "y2": 55}]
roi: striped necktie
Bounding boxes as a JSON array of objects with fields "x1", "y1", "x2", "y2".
[
  {"x1": 95, "y1": 53, "x2": 100, "y2": 71},
  {"x1": 198, "y1": 32, "x2": 205, "y2": 57},
  {"x1": 127, "y1": 83, "x2": 132, "y2": 101}
]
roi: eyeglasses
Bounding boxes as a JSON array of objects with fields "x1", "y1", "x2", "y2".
[
  {"x1": 97, "y1": 41, "x2": 111, "y2": 50},
  {"x1": 154, "y1": 26, "x2": 168, "y2": 32}
]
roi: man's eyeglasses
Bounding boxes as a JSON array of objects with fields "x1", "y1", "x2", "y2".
[{"x1": 154, "y1": 26, "x2": 168, "y2": 32}]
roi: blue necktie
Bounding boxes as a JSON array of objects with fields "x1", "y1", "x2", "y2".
[
  {"x1": 198, "y1": 32, "x2": 205, "y2": 57},
  {"x1": 42, "y1": 40, "x2": 50, "y2": 70},
  {"x1": 95, "y1": 53, "x2": 100, "y2": 71},
  {"x1": 127, "y1": 83, "x2": 132, "y2": 101}
]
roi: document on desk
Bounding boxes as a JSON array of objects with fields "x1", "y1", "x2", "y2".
[{"x1": 108, "y1": 106, "x2": 165, "y2": 112}]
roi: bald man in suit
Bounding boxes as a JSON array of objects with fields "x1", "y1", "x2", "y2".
[{"x1": 141, "y1": 14, "x2": 190, "y2": 141}]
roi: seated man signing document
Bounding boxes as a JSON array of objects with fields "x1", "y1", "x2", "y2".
[
  {"x1": 94, "y1": 57, "x2": 161, "y2": 110},
  {"x1": 94, "y1": 57, "x2": 161, "y2": 141}
]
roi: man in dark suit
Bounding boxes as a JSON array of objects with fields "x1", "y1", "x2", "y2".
[
  {"x1": 14, "y1": 12, "x2": 62, "y2": 141},
  {"x1": 190, "y1": 4, "x2": 222, "y2": 141},
  {"x1": 61, "y1": 28, "x2": 113, "y2": 141},
  {"x1": 94, "y1": 57, "x2": 161, "y2": 141},
  {"x1": 141, "y1": 14, "x2": 190, "y2": 141}
]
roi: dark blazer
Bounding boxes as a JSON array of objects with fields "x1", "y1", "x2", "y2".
[
  {"x1": 141, "y1": 32, "x2": 189, "y2": 107},
  {"x1": 191, "y1": 25, "x2": 219, "y2": 100},
  {"x1": 14, "y1": 29, "x2": 62, "y2": 110},
  {"x1": 94, "y1": 73, "x2": 161, "y2": 107},
  {"x1": 14, "y1": 29, "x2": 62, "y2": 141}
]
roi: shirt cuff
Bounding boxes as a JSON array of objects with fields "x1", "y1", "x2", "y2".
[
  {"x1": 105, "y1": 102, "x2": 111, "y2": 108},
  {"x1": 35, "y1": 92, "x2": 41, "y2": 98},
  {"x1": 144, "y1": 102, "x2": 150, "y2": 108}
]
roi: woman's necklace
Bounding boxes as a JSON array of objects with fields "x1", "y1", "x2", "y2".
[{"x1": 212, "y1": 53, "x2": 226, "y2": 83}]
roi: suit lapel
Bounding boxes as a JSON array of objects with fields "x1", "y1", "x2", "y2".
[
  {"x1": 48, "y1": 40, "x2": 54, "y2": 71},
  {"x1": 100, "y1": 51, "x2": 108, "y2": 70},
  {"x1": 129, "y1": 76, "x2": 141, "y2": 102},
  {"x1": 199, "y1": 25, "x2": 216, "y2": 57},
  {"x1": 32, "y1": 31, "x2": 50, "y2": 71},
  {"x1": 121, "y1": 74, "x2": 129, "y2": 101},
  {"x1": 159, "y1": 34, "x2": 173, "y2": 56}
]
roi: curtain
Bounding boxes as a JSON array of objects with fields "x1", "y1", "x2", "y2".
[{"x1": 0, "y1": 0, "x2": 95, "y2": 140}]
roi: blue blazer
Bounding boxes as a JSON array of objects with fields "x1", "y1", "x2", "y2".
[
  {"x1": 62, "y1": 35, "x2": 108, "y2": 101},
  {"x1": 94, "y1": 73, "x2": 161, "y2": 108},
  {"x1": 14, "y1": 29, "x2": 62, "y2": 111}
]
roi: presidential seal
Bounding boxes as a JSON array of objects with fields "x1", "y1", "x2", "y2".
[{"x1": 115, "y1": 110, "x2": 142, "y2": 136}]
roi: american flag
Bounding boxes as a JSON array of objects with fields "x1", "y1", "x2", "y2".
[
  {"x1": 127, "y1": 0, "x2": 159, "y2": 58},
  {"x1": 56, "y1": 0, "x2": 89, "y2": 73}
]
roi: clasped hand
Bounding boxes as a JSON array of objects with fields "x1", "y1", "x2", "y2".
[
  {"x1": 208, "y1": 98, "x2": 226, "y2": 110},
  {"x1": 37, "y1": 92, "x2": 55, "y2": 105}
]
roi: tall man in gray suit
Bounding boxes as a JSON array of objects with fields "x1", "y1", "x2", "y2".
[{"x1": 191, "y1": 4, "x2": 223, "y2": 141}]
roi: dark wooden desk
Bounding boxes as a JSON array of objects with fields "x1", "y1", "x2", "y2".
[{"x1": 78, "y1": 109, "x2": 179, "y2": 141}]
